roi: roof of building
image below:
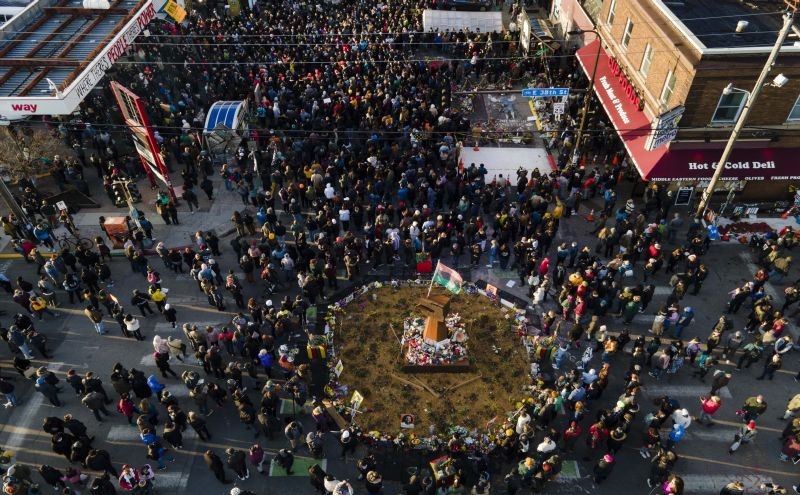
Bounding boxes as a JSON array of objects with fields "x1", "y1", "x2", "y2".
[
  {"x1": 0, "y1": 0, "x2": 142, "y2": 98},
  {"x1": 659, "y1": 0, "x2": 791, "y2": 49}
]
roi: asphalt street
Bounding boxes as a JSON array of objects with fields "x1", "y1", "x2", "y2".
[{"x1": 0, "y1": 185, "x2": 797, "y2": 495}]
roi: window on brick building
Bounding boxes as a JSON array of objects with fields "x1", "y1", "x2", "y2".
[
  {"x1": 788, "y1": 94, "x2": 800, "y2": 121},
  {"x1": 640, "y1": 44, "x2": 653, "y2": 78},
  {"x1": 660, "y1": 70, "x2": 676, "y2": 105},
  {"x1": 711, "y1": 91, "x2": 746, "y2": 123},
  {"x1": 621, "y1": 18, "x2": 633, "y2": 49},
  {"x1": 607, "y1": 0, "x2": 616, "y2": 25}
]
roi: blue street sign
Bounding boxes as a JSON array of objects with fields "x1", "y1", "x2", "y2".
[{"x1": 522, "y1": 88, "x2": 569, "y2": 97}]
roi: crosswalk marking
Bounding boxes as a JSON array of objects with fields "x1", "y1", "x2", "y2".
[
  {"x1": 5, "y1": 364, "x2": 63, "y2": 452},
  {"x1": 107, "y1": 423, "x2": 198, "y2": 443},
  {"x1": 643, "y1": 384, "x2": 733, "y2": 400},
  {"x1": 681, "y1": 474, "x2": 772, "y2": 493},
  {"x1": 738, "y1": 252, "x2": 799, "y2": 341},
  {"x1": 151, "y1": 470, "x2": 190, "y2": 491},
  {"x1": 687, "y1": 427, "x2": 739, "y2": 442},
  {"x1": 106, "y1": 425, "x2": 140, "y2": 442}
]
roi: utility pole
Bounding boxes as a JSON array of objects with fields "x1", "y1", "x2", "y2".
[
  {"x1": 112, "y1": 179, "x2": 142, "y2": 229},
  {"x1": 695, "y1": 9, "x2": 796, "y2": 219},
  {"x1": 569, "y1": 29, "x2": 602, "y2": 167}
]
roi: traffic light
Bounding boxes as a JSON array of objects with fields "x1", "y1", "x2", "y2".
[
  {"x1": 112, "y1": 182, "x2": 127, "y2": 207},
  {"x1": 126, "y1": 182, "x2": 142, "y2": 203}
]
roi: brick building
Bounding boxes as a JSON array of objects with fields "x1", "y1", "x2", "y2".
[{"x1": 550, "y1": 0, "x2": 800, "y2": 200}]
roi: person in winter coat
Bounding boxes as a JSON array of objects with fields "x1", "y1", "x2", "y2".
[
  {"x1": 780, "y1": 394, "x2": 800, "y2": 420},
  {"x1": 249, "y1": 444, "x2": 267, "y2": 474},
  {"x1": 90, "y1": 472, "x2": 117, "y2": 495},
  {"x1": 118, "y1": 464, "x2": 140, "y2": 491},
  {"x1": 592, "y1": 454, "x2": 615, "y2": 484},
  {"x1": 117, "y1": 392, "x2": 139, "y2": 425},
  {"x1": 85, "y1": 448, "x2": 118, "y2": 477},
  {"x1": 226, "y1": 448, "x2": 249, "y2": 480},
  {"x1": 123, "y1": 314, "x2": 145, "y2": 341},
  {"x1": 274, "y1": 448, "x2": 294, "y2": 474},
  {"x1": 665, "y1": 424, "x2": 685, "y2": 450},
  {"x1": 163, "y1": 304, "x2": 178, "y2": 328},
  {"x1": 163, "y1": 421, "x2": 184, "y2": 450},
  {"x1": 83, "y1": 391, "x2": 112, "y2": 422},
  {"x1": 38, "y1": 465, "x2": 67, "y2": 491},
  {"x1": 204, "y1": 450, "x2": 229, "y2": 483},
  {"x1": 720, "y1": 480, "x2": 745, "y2": 495},
  {"x1": 698, "y1": 395, "x2": 722, "y2": 426},
  {"x1": 741, "y1": 395, "x2": 768, "y2": 423},
  {"x1": 189, "y1": 411, "x2": 211, "y2": 441},
  {"x1": 728, "y1": 421, "x2": 757, "y2": 454}
]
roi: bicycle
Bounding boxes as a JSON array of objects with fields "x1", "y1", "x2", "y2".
[{"x1": 56, "y1": 233, "x2": 94, "y2": 251}]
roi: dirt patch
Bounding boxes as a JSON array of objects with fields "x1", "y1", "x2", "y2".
[{"x1": 333, "y1": 286, "x2": 529, "y2": 434}]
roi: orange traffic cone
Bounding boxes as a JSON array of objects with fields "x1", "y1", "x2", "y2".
[{"x1": 585, "y1": 209, "x2": 595, "y2": 222}]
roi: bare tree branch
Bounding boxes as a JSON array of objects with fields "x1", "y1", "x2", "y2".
[{"x1": 0, "y1": 127, "x2": 71, "y2": 182}]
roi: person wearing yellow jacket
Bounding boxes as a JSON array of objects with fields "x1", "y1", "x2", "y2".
[{"x1": 148, "y1": 285, "x2": 167, "y2": 313}]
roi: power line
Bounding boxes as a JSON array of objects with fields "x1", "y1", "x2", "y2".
[{"x1": 0, "y1": 9, "x2": 783, "y2": 38}]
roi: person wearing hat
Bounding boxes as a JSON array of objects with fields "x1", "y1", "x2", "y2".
[
  {"x1": 606, "y1": 427, "x2": 627, "y2": 454},
  {"x1": 729, "y1": 420, "x2": 757, "y2": 454},
  {"x1": 365, "y1": 470, "x2": 383, "y2": 494},
  {"x1": 720, "y1": 480, "x2": 745, "y2": 495},
  {"x1": 338, "y1": 427, "x2": 356, "y2": 459},
  {"x1": 592, "y1": 453, "x2": 615, "y2": 484}
]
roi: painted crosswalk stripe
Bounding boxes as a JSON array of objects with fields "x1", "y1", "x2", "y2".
[
  {"x1": 681, "y1": 474, "x2": 772, "y2": 493},
  {"x1": 643, "y1": 384, "x2": 732, "y2": 400},
  {"x1": 108, "y1": 423, "x2": 198, "y2": 442},
  {"x1": 153, "y1": 321, "x2": 228, "y2": 333},
  {"x1": 152, "y1": 470, "x2": 189, "y2": 491},
  {"x1": 686, "y1": 427, "x2": 739, "y2": 442},
  {"x1": 106, "y1": 425, "x2": 140, "y2": 442},
  {"x1": 5, "y1": 364, "x2": 63, "y2": 452},
  {"x1": 653, "y1": 286, "x2": 672, "y2": 296}
]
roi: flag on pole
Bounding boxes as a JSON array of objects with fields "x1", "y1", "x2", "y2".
[{"x1": 432, "y1": 262, "x2": 463, "y2": 294}]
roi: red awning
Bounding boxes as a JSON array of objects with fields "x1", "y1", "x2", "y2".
[
  {"x1": 575, "y1": 40, "x2": 800, "y2": 182},
  {"x1": 575, "y1": 40, "x2": 666, "y2": 179}
]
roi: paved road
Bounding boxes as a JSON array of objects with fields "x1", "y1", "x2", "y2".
[{"x1": 0, "y1": 188, "x2": 798, "y2": 495}]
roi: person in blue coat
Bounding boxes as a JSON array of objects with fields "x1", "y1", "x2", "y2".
[
  {"x1": 665, "y1": 424, "x2": 685, "y2": 451},
  {"x1": 147, "y1": 375, "x2": 165, "y2": 401}
]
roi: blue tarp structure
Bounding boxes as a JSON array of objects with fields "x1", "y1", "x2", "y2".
[{"x1": 203, "y1": 100, "x2": 245, "y2": 134}]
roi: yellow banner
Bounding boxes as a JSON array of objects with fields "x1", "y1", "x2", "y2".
[
  {"x1": 228, "y1": 0, "x2": 240, "y2": 16},
  {"x1": 163, "y1": 0, "x2": 187, "y2": 22}
]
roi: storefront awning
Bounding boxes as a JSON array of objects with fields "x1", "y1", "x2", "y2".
[
  {"x1": 575, "y1": 40, "x2": 800, "y2": 182},
  {"x1": 575, "y1": 40, "x2": 667, "y2": 179}
]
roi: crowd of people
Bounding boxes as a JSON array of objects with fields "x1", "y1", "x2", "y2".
[{"x1": 0, "y1": 0, "x2": 796, "y2": 494}]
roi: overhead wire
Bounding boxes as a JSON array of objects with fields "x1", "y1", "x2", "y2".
[{"x1": 0, "y1": 9, "x2": 785, "y2": 38}]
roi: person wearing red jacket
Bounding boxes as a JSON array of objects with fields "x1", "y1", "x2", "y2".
[
  {"x1": 698, "y1": 395, "x2": 722, "y2": 426},
  {"x1": 117, "y1": 393, "x2": 139, "y2": 426},
  {"x1": 118, "y1": 464, "x2": 140, "y2": 491},
  {"x1": 562, "y1": 421, "x2": 582, "y2": 453}
]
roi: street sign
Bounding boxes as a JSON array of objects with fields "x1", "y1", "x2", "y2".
[
  {"x1": 522, "y1": 88, "x2": 569, "y2": 97},
  {"x1": 553, "y1": 102, "x2": 565, "y2": 115}
]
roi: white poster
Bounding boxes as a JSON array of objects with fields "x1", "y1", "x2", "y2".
[{"x1": 422, "y1": 9, "x2": 503, "y2": 34}]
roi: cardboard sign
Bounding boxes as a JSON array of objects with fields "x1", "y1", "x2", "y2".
[
  {"x1": 56, "y1": 201, "x2": 68, "y2": 211},
  {"x1": 351, "y1": 390, "x2": 364, "y2": 411},
  {"x1": 163, "y1": 0, "x2": 187, "y2": 22}
]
